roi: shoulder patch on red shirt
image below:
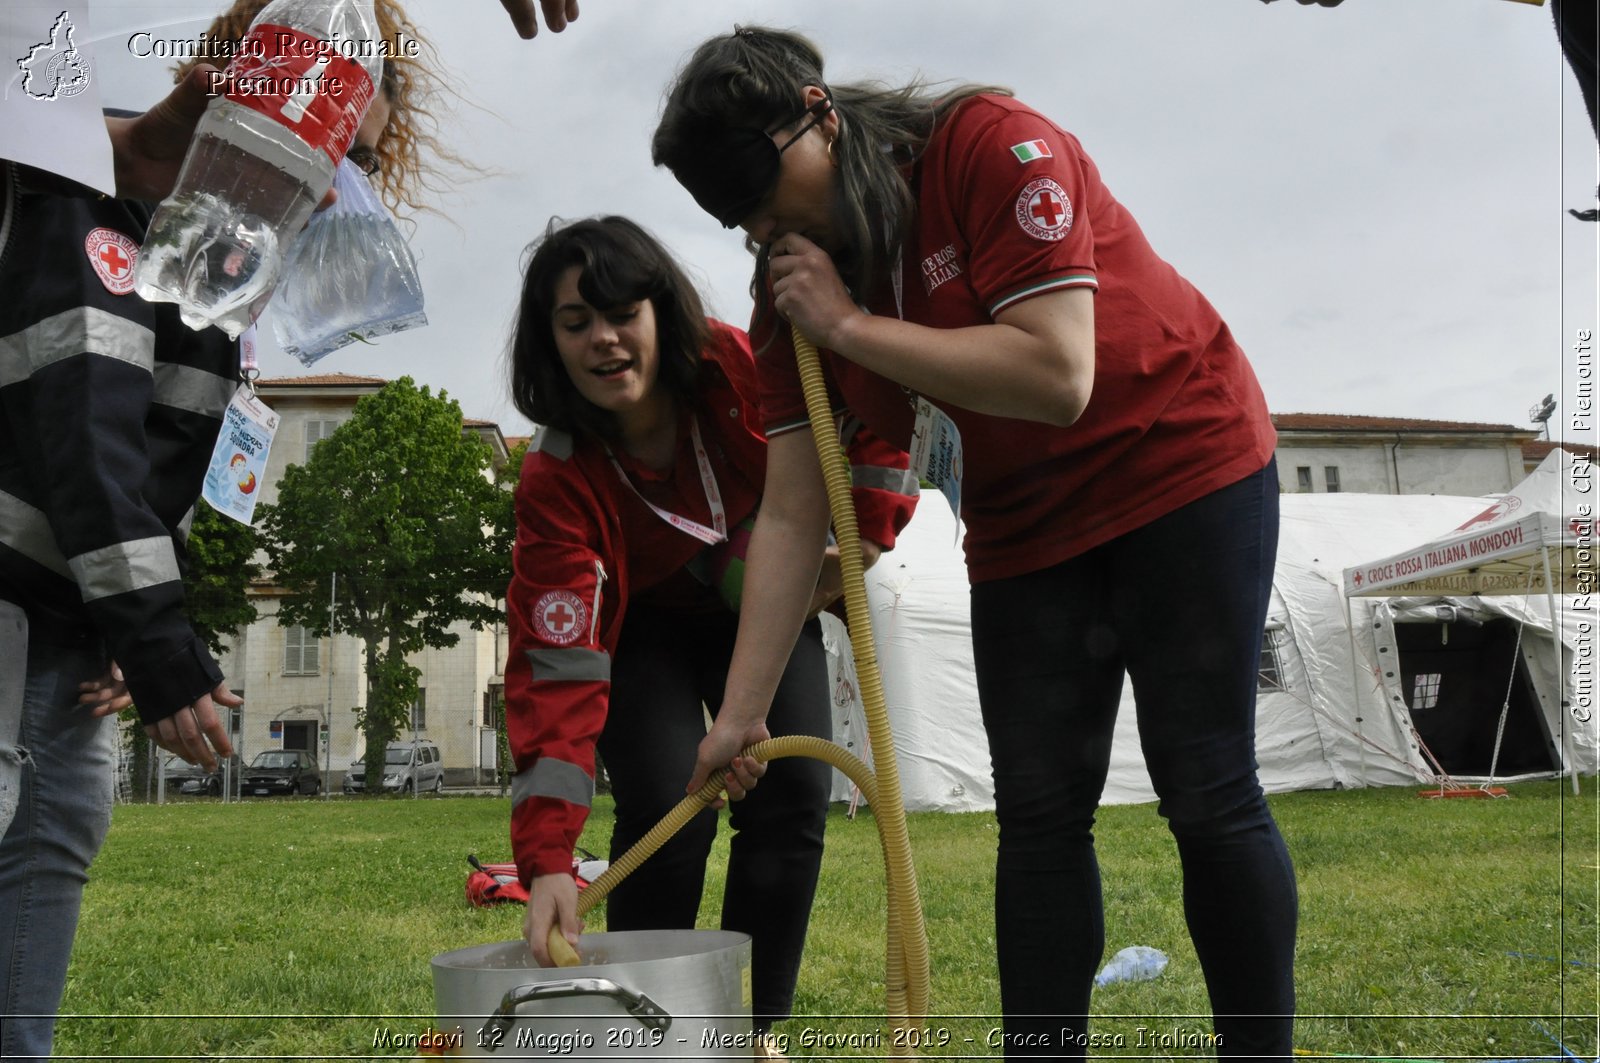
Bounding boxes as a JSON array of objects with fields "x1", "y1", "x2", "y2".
[
  {"x1": 1015, "y1": 178, "x2": 1073, "y2": 242},
  {"x1": 1010, "y1": 139, "x2": 1053, "y2": 163},
  {"x1": 532, "y1": 589, "x2": 588, "y2": 646},
  {"x1": 85, "y1": 228, "x2": 138, "y2": 295}
]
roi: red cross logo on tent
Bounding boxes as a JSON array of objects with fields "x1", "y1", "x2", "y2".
[
  {"x1": 85, "y1": 228, "x2": 139, "y2": 295},
  {"x1": 1015, "y1": 178, "x2": 1073, "y2": 242},
  {"x1": 1352, "y1": 570, "x2": 1364, "y2": 588},
  {"x1": 533, "y1": 589, "x2": 588, "y2": 646}
]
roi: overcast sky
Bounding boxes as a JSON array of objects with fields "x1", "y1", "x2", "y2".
[{"x1": 95, "y1": 0, "x2": 1598, "y2": 441}]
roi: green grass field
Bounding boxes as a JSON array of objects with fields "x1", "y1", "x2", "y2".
[{"x1": 50, "y1": 780, "x2": 1598, "y2": 1059}]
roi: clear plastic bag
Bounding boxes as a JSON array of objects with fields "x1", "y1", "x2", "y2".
[{"x1": 269, "y1": 158, "x2": 428, "y2": 365}]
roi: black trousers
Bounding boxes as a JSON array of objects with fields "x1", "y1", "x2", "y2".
[
  {"x1": 971, "y1": 464, "x2": 1297, "y2": 1061},
  {"x1": 597, "y1": 607, "x2": 832, "y2": 1029}
]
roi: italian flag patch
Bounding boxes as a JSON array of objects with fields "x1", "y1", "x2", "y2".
[{"x1": 1010, "y1": 139, "x2": 1052, "y2": 163}]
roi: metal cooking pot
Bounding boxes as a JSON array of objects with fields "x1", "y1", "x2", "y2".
[{"x1": 432, "y1": 930, "x2": 752, "y2": 1059}]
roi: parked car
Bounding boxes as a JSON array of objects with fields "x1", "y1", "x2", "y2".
[
  {"x1": 162, "y1": 754, "x2": 242, "y2": 797},
  {"x1": 343, "y1": 740, "x2": 443, "y2": 794},
  {"x1": 240, "y1": 749, "x2": 321, "y2": 796}
]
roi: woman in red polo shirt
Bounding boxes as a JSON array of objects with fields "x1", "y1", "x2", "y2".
[
  {"x1": 502, "y1": 215, "x2": 914, "y2": 1048},
  {"x1": 652, "y1": 28, "x2": 1296, "y2": 1061}
]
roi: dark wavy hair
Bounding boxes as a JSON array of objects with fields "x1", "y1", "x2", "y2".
[
  {"x1": 652, "y1": 25, "x2": 1008, "y2": 296},
  {"x1": 508, "y1": 216, "x2": 710, "y2": 442}
]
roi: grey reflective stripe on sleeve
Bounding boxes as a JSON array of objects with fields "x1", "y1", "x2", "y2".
[
  {"x1": 512, "y1": 758, "x2": 594, "y2": 809},
  {"x1": 767, "y1": 416, "x2": 810, "y2": 438},
  {"x1": 531, "y1": 426, "x2": 574, "y2": 460},
  {"x1": 68, "y1": 536, "x2": 181, "y2": 602},
  {"x1": 153, "y1": 362, "x2": 237, "y2": 419},
  {"x1": 0, "y1": 306, "x2": 155, "y2": 388},
  {"x1": 850, "y1": 465, "x2": 922, "y2": 498},
  {"x1": 0, "y1": 488, "x2": 70, "y2": 578},
  {"x1": 526, "y1": 646, "x2": 611, "y2": 683}
]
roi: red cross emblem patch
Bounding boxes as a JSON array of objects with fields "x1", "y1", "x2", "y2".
[
  {"x1": 533, "y1": 589, "x2": 588, "y2": 646},
  {"x1": 85, "y1": 228, "x2": 139, "y2": 295},
  {"x1": 1015, "y1": 178, "x2": 1073, "y2": 242}
]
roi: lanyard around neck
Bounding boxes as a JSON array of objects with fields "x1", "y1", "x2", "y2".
[{"x1": 607, "y1": 415, "x2": 728, "y2": 546}]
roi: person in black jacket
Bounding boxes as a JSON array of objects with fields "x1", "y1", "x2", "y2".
[
  {"x1": 0, "y1": 62, "x2": 401, "y2": 1063},
  {"x1": 0, "y1": 153, "x2": 242, "y2": 1059}
]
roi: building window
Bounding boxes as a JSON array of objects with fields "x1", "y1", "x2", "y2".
[
  {"x1": 305, "y1": 418, "x2": 342, "y2": 462},
  {"x1": 1296, "y1": 466, "x2": 1313, "y2": 493},
  {"x1": 1258, "y1": 630, "x2": 1286, "y2": 692},
  {"x1": 1411, "y1": 673, "x2": 1442, "y2": 710},
  {"x1": 410, "y1": 688, "x2": 427, "y2": 731},
  {"x1": 484, "y1": 683, "x2": 504, "y2": 729},
  {"x1": 1324, "y1": 466, "x2": 1342, "y2": 493},
  {"x1": 283, "y1": 625, "x2": 320, "y2": 676}
]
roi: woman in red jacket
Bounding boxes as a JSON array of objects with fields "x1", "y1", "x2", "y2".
[{"x1": 503, "y1": 216, "x2": 914, "y2": 1042}]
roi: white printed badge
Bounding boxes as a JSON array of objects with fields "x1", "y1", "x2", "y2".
[
  {"x1": 907, "y1": 396, "x2": 963, "y2": 530},
  {"x1": 201, "y1": 386, "x2": 279, "y2": 525}
]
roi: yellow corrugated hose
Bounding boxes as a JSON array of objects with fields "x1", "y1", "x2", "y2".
[
  {"x1": 787, "y1": 324, "x2": 931, "y2": 1034},
  {"x1": 549, "y1": 325, "x2": 932, "y2": 1055}
]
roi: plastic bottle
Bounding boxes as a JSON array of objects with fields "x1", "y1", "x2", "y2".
[
  {"x1": 1093, "y1": 945, "x2": 1169, "y2": 987},
  {"x1": 132, "y1": 0, "x2": 382, "y2": 338}
]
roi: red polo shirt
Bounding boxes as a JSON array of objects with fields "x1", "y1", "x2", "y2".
[{"x1": 756, "y1": 94, "x2": 1275, "y2": 583}]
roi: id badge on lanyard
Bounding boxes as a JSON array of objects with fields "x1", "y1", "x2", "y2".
[
  {"x1": 608, "y1": 416, "x2": 728, "y2": 546},
  {"x1": 201, "y1": 325, "x2": 279, "y2": 525},
  {"x1": 889, "y1": 254, "x2": 964, "y2": 530},
  {"x1": 907, "y1": 395, "x2": 963, "y2": 532}
]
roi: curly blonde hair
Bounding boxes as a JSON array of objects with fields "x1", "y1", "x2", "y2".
[{"x1": 175, "y1": 0, "x2": 469, "y2": 216}]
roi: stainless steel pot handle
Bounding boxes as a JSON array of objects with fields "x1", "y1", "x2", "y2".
[{"x1": 483, "y1": 977, "x2": 672, "y2": 1047}]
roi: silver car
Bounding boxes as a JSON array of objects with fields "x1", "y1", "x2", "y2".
[{"x1": 343, "y1": 740, "x2": 444, "y2": 794}]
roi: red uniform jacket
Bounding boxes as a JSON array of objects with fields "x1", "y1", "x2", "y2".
[{"x1": 505, "y1": 321, "x2": 917, "y2": 883}]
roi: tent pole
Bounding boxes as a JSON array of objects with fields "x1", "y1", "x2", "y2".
[
  {"x1": 1343, "y1": 592, "x2": 1370, "y2": 788},
  {"x1": 1540, "y1": 543, "x2": 1579, "y2": 795}
]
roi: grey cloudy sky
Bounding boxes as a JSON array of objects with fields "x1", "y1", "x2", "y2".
[{"x1": 97, "y1": 0, "x2": 1597, "y2": 441}]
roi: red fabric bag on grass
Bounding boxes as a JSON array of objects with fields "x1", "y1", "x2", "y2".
[{"x1": 465, "y1": 850, "x2": 604, "y2": 907}]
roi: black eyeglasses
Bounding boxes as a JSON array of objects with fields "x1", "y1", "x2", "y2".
[
  {"x1": 670, "y1": 93, "x2": 833, "y2": 229},
  {"x1": 345, "y1": 146, "x2": 381, "y2": 177}
]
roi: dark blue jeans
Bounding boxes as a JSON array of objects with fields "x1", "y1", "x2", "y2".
[
  {"x1": 597, "y1": 607, "x2": 831, "y2": 1031},
  {"x1": 970, "y1": 464, "x2": 1296, "y2": 1060},
  {"x1": 0, "y1": 608, "x2": 116, "y2": 1060}
]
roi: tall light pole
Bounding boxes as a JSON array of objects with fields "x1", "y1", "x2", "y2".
[
  {"x1": 1529, "y1": 394, "x2": 1557, "y2": 441},
  {"x1": 324, "y1": 571, "x2": 336, "y2": 800}
]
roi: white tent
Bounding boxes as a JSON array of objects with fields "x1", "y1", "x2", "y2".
[
  {"x1": 821, "y1": 458, "x2": 1597, "y2": 812},
  {"x1": 1342, "y1": 448, "x2": 1589, "y2": 598},
  {"x1": 1341, "y1": 448, "x2": 1596, "y2": 791}
]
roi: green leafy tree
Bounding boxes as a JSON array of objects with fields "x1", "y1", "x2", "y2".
[
  {"x1": 183, "y1": 504, "x2": 262, "y2": 656},
  {"x1": 257, "y1": 378, "x2": 512, "y2": 787},
  {"x1": 355, "y1": 654, "x2": 421, "y2": 776}
]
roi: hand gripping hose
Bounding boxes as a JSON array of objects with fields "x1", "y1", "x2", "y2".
[{"x1": 549, "y1": 325, "x2": 932, "y2": 1053}]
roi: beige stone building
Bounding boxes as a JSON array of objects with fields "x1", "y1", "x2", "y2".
[{"x1": 1271, "y1": 414, "x2": 1540, "y2": 497}]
